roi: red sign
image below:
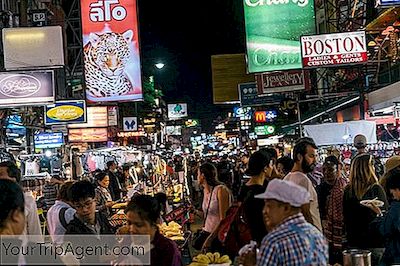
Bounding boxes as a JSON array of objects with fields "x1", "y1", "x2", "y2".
[
  {"x1": 301, "y1": 31, "x2": 367, "y2": 68},
  {"x1": 81, "y1": 0, "x2": 142, "y2": 103},
  {"x1": 256, "y1": 70, "x2": 309, "y2": 95},
  {"x1": 254, "y1": 110, "x2": 278, "y2": 123}
]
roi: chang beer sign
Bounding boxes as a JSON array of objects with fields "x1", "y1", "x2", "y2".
[{"x1": 244, "y1": 0, "x2": 316, "y2": 73}]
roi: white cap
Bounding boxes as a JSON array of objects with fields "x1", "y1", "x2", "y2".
[{"x1": 255, "y1": 179, "x2": 310, "y2": 207}]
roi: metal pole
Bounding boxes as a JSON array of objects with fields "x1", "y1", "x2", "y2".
[{"x1": 297, "y1": 94, "x2": 303, "y2": 137}]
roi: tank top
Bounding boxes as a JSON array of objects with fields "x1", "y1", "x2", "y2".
[{"x1": 202, "y1": 185, "x2": 224, "y2": 233}]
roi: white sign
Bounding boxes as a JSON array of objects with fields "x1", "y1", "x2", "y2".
[
  {"x1": 123, "y1": 117, "x2": 137, "y2": 131},
  {"x1": 168, "y1": 103, "x2": 188, "y2": 119},
  {"x1": 301, "y1": 31, "x2": 367, "y2": 68}
]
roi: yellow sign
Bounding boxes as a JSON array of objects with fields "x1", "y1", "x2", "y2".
[{"x1": 47, "y1": 105, "x2": 84, "y2": 121}]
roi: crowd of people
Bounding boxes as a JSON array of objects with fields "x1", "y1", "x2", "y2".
[{"x1": 0, "y1": 134, "x2": 400, "y2": 265}]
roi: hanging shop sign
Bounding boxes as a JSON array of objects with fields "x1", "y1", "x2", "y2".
[
  {"x1": 234, "y1": 106, "x2": 253, "y2": 120},
  {"x1": 123, "y1": 117, "x2": 137, "y2": 131},
  {"x1": 301, "y1": 31, "x2": 368, "y2": 68},
  {"x1": 239, "y1": 82, "x2": 284, "y2": 106},
  {"x1": 0, "y1": 70, "x2": 54, "y2": 107},
  {"x1": 254, "y1": 125, "x2": 276, "y2": 136},
  {"x1": 256, "y1": 70, "x2": 309, "y2": 95},
  {"x1": 68, "y1": 106, "x2": 108, "y2": 128},
  {"x1": 376, "y1": 0, "x2": 400, "y2": 7},
  {"x1": 185, "y1": 119, "x2": 200, "y2": 127},
  {"x1": 243, "y1": 0, "x2": 316, "y2": 73},
  {"x1": 166, "y1": 126, "x2": 182, "y2": 136},
  {"x1": 45, "y1": 100, "x2": 86, "y2": 125},
  {"x1": 34, "y1": 132, "x2": 64, "y2": 149},
  {"x1": 81, "y1": 0, "x2": 142, "y2": 103},
  {"x1": 68, "y1": 128, "x2": 108, "y2": 142},
  {"x1": 168, "y1": 103, "x2": 188, "y2": 119},
  {"x1": 107, "y1": 106, "x2": 118, "y2": 126},
  {"x1": 254, "y1": 110, "x2": 278, "y2": 123}
]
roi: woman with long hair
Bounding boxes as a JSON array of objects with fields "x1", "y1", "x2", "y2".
[
  {"x1": 194, "y1": 162, "x2": 232, "y2": 251},
  {"x1": 343, "y1": 154, "x2": 388, "y2": 265}
]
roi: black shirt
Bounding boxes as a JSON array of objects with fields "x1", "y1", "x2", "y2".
[
  {"x1": 316, "y1": 181, "x2": 334, "y2": 219},
  {"x1": 238, "y1": 184, "x2": 268, "y2": 244},
  {"x1": 343, "y1": 183, "x2": 388, "y2": 248}
]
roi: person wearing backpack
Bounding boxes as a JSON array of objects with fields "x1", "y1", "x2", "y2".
[
  {"x1": 47, "y1": 181, "x2": 76, "y2": 245},
  {"x1": 204, "y1": 151, "x2": 274, "y2": 258}
]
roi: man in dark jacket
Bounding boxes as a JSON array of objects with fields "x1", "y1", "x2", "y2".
[
  {"x1": 107, "y1": 161, "x2": 123, "y2": 201},
  {"x1": 65, "y1": 181, "x2": 115, "y2": 264}
]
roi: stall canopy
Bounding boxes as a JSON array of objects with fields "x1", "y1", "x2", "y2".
[
  {"x1": 304, "y1": 120, "x2": 377, "y2": 146},
  {"x1": 368, "y1": 81, "x2": 400, "y2": 111}
]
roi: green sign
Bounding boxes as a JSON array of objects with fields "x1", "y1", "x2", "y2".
[
  {"x1": 255, "y1": 125, "x2": 276, "y2": 135},
  {"x1": 243, "y1": 0, "x2": 316, "y2": 73}
]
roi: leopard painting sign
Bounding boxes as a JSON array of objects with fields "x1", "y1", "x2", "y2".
[
  {"x1": 301, "y1": 31, "x2": 367, "y2": 68},
  {"x1": 81, "y1": 0, "x2": 142, "y2": 103}
]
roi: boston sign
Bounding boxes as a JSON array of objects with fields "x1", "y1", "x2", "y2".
[{"x1": 301, "y1": 31, "x2": 367, "y2": 68}]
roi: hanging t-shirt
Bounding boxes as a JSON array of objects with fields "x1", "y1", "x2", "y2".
[
  {"x1": 39, "y1": 158, "x2": 51, "y2": 173},
  {"x1": 25, "y1": 161, "x2": 40, "y2": 176},
  {"x1": 51, "y1": 157, "x2": 62, "y2": 175}
]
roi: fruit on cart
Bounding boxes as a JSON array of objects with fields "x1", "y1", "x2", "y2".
[
  {"x1": 158, "y1": 221, "x2": 184, "y2": 240},
  {"x1": 190, "y1": 252, "x2": 232, "y2": 265}
]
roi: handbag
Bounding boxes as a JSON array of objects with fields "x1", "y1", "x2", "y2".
[{"x1": 192, "y1": 187, "x2": 214, "y2": 250}]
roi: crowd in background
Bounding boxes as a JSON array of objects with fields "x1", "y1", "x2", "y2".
[{"x1": 1, "y1": 134, "x2": 400, "y2": 265}]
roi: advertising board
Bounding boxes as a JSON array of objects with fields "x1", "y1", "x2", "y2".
[
  {"x1": 68, "y1": 106, "x2": 108, "y2": 128},
  {"x1": 243, "y1": 0, "x2": 316, "y2": 73},
  {"x1": 34, "y1": 132, "x2": 64, "y2": 149},
  {"x1": 68, "y1": 128, "x2": 108, "y2": 142},
  {"x1": 81, "y1": 0, "x2": 142, "y2": 103},
  {"x1": 168, "y1": 103, "x2": 188, "y2": 119},
  {"x1": 45, "y1": 100, "x2": 86, "y2": 125},
  {"x1": 0, "y1": 70, "x2": 54, "y2": 107},
  {"x1": 239, "y1": 82, "x2": 284, "y2": 106},
  {"x1": 256, "y1": 70, "x2": 309, "y2": 94},
  {"x1": 301, "y1": 31, "x2": 367, "y2": 68}
]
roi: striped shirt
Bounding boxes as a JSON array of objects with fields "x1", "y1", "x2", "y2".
[{"x1": 258, "y1": 213, "x2": 328, "y2": 266}]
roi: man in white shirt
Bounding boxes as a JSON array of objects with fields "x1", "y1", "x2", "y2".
[
  {"x1": 284, "y1": 137, "x2": 322, "y2": 231},
  {"x1": 47, "y1": 181, "x2": 76, "y2": 245},
  {"x1": 0, "y1": 161, "x2": 43, "y2": 241}
]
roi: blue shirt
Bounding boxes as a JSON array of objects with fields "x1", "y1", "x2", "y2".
[{"x1": 258, "y1": 213, "x2": 328, "y2": 266}]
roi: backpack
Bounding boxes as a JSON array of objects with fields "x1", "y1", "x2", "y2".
[
  {"x1": 59, "y1": 207, "x2": 69, "y2": 230},
  {"x1": 216, "y1": 201, "x2": 252, "y2": 258}
]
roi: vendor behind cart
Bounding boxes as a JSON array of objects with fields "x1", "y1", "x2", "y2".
[{"x1": 120, "y1": 194, "x2": 182, "y2": 266}]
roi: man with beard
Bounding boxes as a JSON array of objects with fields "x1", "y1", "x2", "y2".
[{"x1": 284, "y1": 137, "x2": 322, "y2": 231}]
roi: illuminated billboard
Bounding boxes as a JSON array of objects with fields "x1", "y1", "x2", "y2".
[
  {"x1": 81, "y1": 0, "x2": 142, "y2": 103},
  {"x1": 243, "y1": 0, "x2": 316, "y2": 73},
  {"x1": 301, "y1": 31, "x2": 367, "y2": 68}
]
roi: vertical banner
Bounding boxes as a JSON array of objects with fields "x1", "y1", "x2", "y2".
[
  {"x1": 243, "y1": 0, "x2": 316, "y2": 73},
  {"x1": 81, "y1": 0, "x2": 142, "y2": 102}
]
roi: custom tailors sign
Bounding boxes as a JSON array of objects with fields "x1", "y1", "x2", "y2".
[
  {"x1": 301, "y1": 31, "x2": 367, "y2": 68},
  {"x1": 243, "y1": 0, "x2": 316, "y2": 73},
  {"x1": 81, "y1": 0, "x2": 142, "y2": 103}
]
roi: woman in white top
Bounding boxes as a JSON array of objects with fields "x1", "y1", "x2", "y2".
[{"x1": 198, "y1": 163, "x2": 232, "y2": 251}]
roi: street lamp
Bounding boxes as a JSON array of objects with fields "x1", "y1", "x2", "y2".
[{"x1": 155, "y1": 63, "x2": 165, "y2": 69}]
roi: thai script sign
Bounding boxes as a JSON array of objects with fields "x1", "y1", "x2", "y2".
[{"x1": 81, "y1": 0, "x2": 142, "y2": 103}]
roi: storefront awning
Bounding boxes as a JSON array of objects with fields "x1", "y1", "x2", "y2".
[
  {"x1": 365, "y1": 7, "x2": 400, "y2": 32},
  {"x1": 368, "y1": 81, "x2": 400, "y2": 111},
  {"x1": 304, "y1": 120, "x2": 377, "y2": 146}
]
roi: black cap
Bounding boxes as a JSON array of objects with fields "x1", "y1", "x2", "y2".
[{"x1": 245, "y1": 150, "x2": 271, "y2": 176}]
